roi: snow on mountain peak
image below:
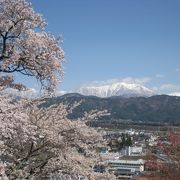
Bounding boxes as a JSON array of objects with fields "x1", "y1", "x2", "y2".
[{"x1": 78, "y1": 82, "x2": 155, "y2": 97}]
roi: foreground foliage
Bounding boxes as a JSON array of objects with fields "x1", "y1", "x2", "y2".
[
  {"x1": 146, "y1": 132, "x2": 180, "y2": 180},
  {"x1": 0, "y1": 0, "x2": 116, "y2": 179},
  {"x1": 0, "y1": 0, "x2": 64, "y2": 92},
  {"x1": 0, "y1": 93, "x2": 115, "y2": 179}
]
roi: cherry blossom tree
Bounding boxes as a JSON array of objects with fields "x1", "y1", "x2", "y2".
[
  {"x1": 0, "y1": 94, "x2": 116, "y2": 179},
  {"x1": 0, "y1": 0, "x2": 116, "y2": 179},
  {"x1": 0, "y1": 0, "x2": 64, "y2": 92}
]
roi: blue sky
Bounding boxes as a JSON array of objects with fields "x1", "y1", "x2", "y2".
[{"x1": 21, "y1": 0, "x2": 180, "y2": 95}]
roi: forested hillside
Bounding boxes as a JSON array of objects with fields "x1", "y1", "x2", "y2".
[{"x1": 40, "y1": 94, "x2": 180, "y2": 124}]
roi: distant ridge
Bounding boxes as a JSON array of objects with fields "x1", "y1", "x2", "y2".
[
  {"x1": 78, "y1": 82, "x2": 155, "y2": 97},
  {"x1": 40, "y1": 94, "x2": 180, "y2": 125}
]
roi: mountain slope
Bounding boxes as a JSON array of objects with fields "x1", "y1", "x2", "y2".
[
  {"x1": 40, "y1": 94, "x2": 180, "y2": 124},
  {"x1": 78, "y1": 82, "x2": 154, "y2": 97}
]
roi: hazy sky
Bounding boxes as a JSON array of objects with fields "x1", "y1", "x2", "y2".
[{"x1": 19, "y1": 0, "x2": 180, "y2": 94}]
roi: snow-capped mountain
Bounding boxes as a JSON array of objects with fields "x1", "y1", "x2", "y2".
[{"x1": 78, "y1": 82, "x2": 155, "y2": 97}]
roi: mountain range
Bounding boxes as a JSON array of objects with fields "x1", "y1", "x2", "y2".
[
  {"x1": 40, "y1": 93, "x2": 180, "y2": 125},
  {"x1": 77, "y1": 82, "x2": 155, "y2": 97}
]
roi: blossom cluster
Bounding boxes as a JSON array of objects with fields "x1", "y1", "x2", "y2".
[
  {"x1": 0, "y1": 93, "x2": 115, "y2": 179},
  {"x1": 0, "y1": 0, "x2": 64, "y2": 92}
]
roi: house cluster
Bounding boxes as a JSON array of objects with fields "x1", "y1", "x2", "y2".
[
  {"x1": 99, "y1": 146, "x2": 145, "y2": 179},
  {"x1": 98, "y1": 129, "x2": 163, "y2": 179}
]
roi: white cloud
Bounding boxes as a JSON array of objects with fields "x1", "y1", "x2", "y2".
[
  {"x1": 169, "y1": 92, "x2": 180, "y2": 97},
  {"x1": 6, "y1": 88, "x2": 38, "y2": 99},
  {"x1": 55, "y1": 90, "x2": 67, "y2": 96},
  {"x1": 152, "y1": 84, "x2": 180, "y2": 95},
  {"x1": 6, "y1": 88, "x2": 68, "y2": 98},
  {"x1": 159, "y1": 84, "x2": 180, "y2": 92},
  {"x1": 120, "y1": 77, "x2": 151, "y2": 85},
  {"x1": 80, "y1": 77, "x2": 152, "y2": 88}
]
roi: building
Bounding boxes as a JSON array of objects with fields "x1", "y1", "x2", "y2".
[
  {"x1": 120, "y1": 146, "x2": 144, "y2": 156},
  {"x1": 108, "y1": 157, "x2": 145, "y2": 179},
  {"x1": 130, "y1": 146, "x2": 143, "y2": 156}
]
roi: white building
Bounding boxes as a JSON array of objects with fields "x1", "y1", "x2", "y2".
[
  {"x1": 120, "y1": 146, "x2": 143, "y2": 156},
  {"x1": 130, "y1": 146, "x2": 143, "y2": 156},
  {"x1": 108, "y1": 157, "x2": 145, "y2": 179},
  {"x1": 108, "y1": 158, "x2": 145, "y2": 172}
]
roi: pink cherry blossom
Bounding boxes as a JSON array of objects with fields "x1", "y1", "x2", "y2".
[{"x1": 0, "y1": 0, "x2": 64, "y2": 92}]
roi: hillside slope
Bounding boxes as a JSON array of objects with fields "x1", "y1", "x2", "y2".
[{"x1": 40, "y1": 94, "x2": 180, "y2": 124}]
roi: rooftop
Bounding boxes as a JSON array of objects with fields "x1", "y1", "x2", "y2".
[{"x1": 109, "y1": 158, "x2": 145, "y2": 165}]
